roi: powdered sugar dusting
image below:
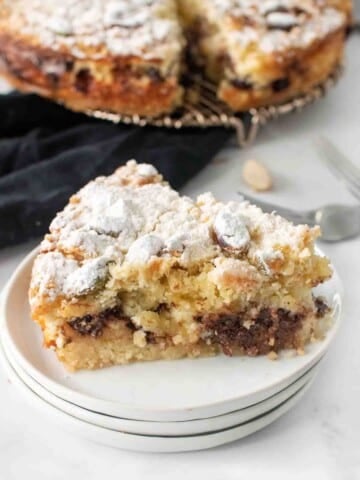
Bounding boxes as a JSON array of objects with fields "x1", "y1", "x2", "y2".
[
  {"x1": 136, "y1": 164, "x2": 158, "y2": 177},
  {"x1": 58, "y1": 229, "x2": 116, "y2": 257},
  {"x1": 30, "y1": 160, "x2": 320, "y2": 304},
  {"x1": 210, "y1": 0, "x2": 346, "y2": 53},
  {"x1": 7, "y1": 0, "x2": 183, "y2": 60},
  {"x1": 213, "y1": 205, "x2": 250, "y2": 251},
  {"x1": 30, "y1": 252, "x2": 78, "y2": 302},
  {"x1": 63, "y1": 256, "x2": 111, "y2": 296},
  {"x1": 126, "y1": 234, "x2": 165, "y2": 264}
]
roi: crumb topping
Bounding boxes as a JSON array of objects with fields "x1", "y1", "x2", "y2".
[
  {"x1": 213, "y1": 205, "x2": 250, "y2": 252},
  {"x1": 4, "y1": 0, "x2": 183, "y2": 60},
  {"x1": 2, "y1": 0, "x2": 346, "y2": 61},
  {"x1": 209, "y1": 0, "x2": 346, "y2": 52},
  {"x1": 30, "y1": 160, "x2": 322, "y2": 304}
]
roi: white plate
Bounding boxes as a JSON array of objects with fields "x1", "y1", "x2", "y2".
[
  {"x1": 0, "y1": 343, "x2": 314, "y2": 453},
  {"x1": 0, "y1": 248, "x2": 342, "y2": 421},
  {"x1": 2, "y1": 335, "x2": 321, "y2": 436}
]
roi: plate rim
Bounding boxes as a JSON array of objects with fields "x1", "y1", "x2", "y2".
[
  {"x1": 0, "y1": 342, "x2": 313, "y2": 452},
  {"x1": 0, "y1": 246, "x2": 343, "y2": 421},
  {"x1": 1, "y1": 334, "x2": 321, "y2": 436}
]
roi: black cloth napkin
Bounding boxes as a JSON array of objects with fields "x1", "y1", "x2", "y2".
[{"x1": 0, "y1": 93, "x2": 232, "y2": 249}]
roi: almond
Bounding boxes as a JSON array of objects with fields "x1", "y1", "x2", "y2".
[
  {"x1": 242, "y1": 159, "x2": 273, "y2": 192},
  {"x1": 213, "y1": 206, "x2": 250, "y2": 252}
]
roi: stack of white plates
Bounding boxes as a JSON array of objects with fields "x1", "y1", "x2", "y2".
[{"x1": 0, "y1": 250, "x2": 343, "y2": 452}]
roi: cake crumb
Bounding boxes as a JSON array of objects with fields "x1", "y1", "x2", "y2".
[
  {"x1": 284, "y1": 350, "x2": 297, "y2": 359},
  {"x1": 268, "y1": 351, "x2": 278, "y2": 360},
  {"x1": 133, "y1": 330, "x2": 147, "y2": 348},
  {"x1": 173, "y1": 334, "x2": 184, "y2": 345}
]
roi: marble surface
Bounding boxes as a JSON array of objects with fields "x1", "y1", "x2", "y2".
[{"x1": 1, "y1": 34, "x2": 360, "y2": 480}]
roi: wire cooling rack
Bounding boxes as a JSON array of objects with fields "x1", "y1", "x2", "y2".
[{"x1": 85, "y1": 65, "x2": 343, "y2": 147}]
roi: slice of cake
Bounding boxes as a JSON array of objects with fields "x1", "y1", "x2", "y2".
[
  {"x1": 29, "y1": 161, "x2": 332, "y2": 371},
  {"x1": 0, "y1": 0, "x2": 184, "y2": 117},
  {"x1": 179, "y1": 0, "x2": 351, "y2": 110}
]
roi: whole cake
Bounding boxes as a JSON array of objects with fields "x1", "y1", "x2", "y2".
[
  {"x1": 29, "y1": 161, "x2": 333, "y2": 371},
  {"x1": 0, "y1": 0, "x2": 351, "y2": 116}
]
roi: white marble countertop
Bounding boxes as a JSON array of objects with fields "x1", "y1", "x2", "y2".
[{"x1": 1, "y1": 34, "x2": 360, "y2": 480}]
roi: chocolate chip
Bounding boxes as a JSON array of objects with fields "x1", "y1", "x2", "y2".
[
  {"x1": 217, "y1": 52, "x2": 233, "y2": 70},
  {"x1": 200, "y1": 307, "x2": 304, "y2": 356},
  {"x1": 68, "y1": 306, "x2": 123, "y2": 337},
  {"x1": 243, "y1": 15, "x2": 256, "y2": 27},
  {"x1": 46, "y1": 72, "x2": 60, "y2": 86},
  {"x1": 125, "y1": 319, "x2": 138, "y2": 332},
  {"x1": 345, "y1": 25, "x2": 353, "y2": 38},
  {"x1": 231, "y1": 78, "x2": 253, "y2": 90},
  {"x1": 65, "y1": 60, "x2": 74, "y2": 72},
  {"x1": 154, "y1": 303, "x2": 169, "y2": 314},
  {"x1": 147, "y1": 67, "x2": 163, "y2": 83},
  {"x1": 293, "y1": 7, "x2": 307, "y2": 16},
  {"x1": 272, "y1": 77, "x2": 290, "y2": 92},
  {"x1": 146, "y1": 331, "x2": 157, "y2": 344},
  {"x1": 314, "y1": 297, "x2": 329, "y2": 318},
  {"x1": 257, "y1": 308, "x2": 273, "y2": 328},
  {"x1": 75, "y1": 68, "x2": 92, "y2": 93},
  {"x1": 68, "y1": 314, "x2": 105, "y2": 337},
  {"x1": 99, "y1": 306, "x2": 122, "y2": 319}
]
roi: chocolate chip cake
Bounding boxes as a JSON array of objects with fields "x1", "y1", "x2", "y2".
[
  {"x1": 0, "y1": 0, "x2": 185, "y2": 117},
  {"x1": 0, "y1": 1, "x2": 351, "y2": 116},
  {"x1": 29, "y1": 161, "x2": 333, "y2": 371}
]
